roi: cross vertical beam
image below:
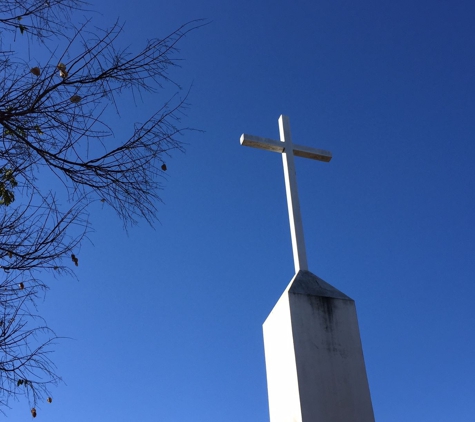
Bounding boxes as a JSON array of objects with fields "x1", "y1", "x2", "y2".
[
  {"x1": 240, "y1": 115, "x2": 332, "y2": 274},
  {"x1": 279, "y1": 115, "x2": 308, "y2": 273}
]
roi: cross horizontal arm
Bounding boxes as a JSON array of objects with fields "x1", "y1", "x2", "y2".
[
  {"x1": 240, "y1": 134, "x2": 284, "y2": 153},
  {"x1": 294, "y1": 146, "x2": 332, "y2": 162},
  {"x1": 240, "y1": 134, "x2": 333, "y2": 163}
]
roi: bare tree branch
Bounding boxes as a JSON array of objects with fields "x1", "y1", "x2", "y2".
[{"x1": 0, "y1": 0, "x2": 204, "y2": 413}]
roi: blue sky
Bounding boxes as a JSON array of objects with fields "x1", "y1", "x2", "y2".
[{"x1": 8, "y1": 0, "x2": 475, "y2": 420}]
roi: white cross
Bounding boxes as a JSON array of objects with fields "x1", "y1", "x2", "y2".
[{"x1": 240, "y1": 115, "x2": 332, "y2": 274}]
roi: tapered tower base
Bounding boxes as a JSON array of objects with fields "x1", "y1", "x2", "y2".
[{"x1": 263, "y1": 270, "x2": 374, "y2": 422}]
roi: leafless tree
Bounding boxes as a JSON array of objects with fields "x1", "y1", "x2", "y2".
[{"x1": 0, "y1": 0, "x2": 202, "y2": 413}]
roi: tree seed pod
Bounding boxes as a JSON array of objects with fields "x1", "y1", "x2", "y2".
[
  {"x1": 30, "y1": 67, "x2": 40, "y2": 76},
  {"x1": 161, "y1": 163, "x2": 167, "y2": 171},
  {"x1": 70, "y1": 95, "x2": 81, "y2": 103},
  {"x1": 31, "y1": 408, "x2": 37, "y2": 418},
  {"x1": 19, "y1": 282, "x2": 24, "y2": 290},
  {"x1": 71, "y1": 254, "x2": 78, "y2": 266},
  {"x1": 47, "y1": 397, "x2": 52, "y2": 403}
]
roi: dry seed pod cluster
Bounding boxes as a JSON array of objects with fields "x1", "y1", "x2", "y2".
[
  {"x1": 70, "y1": 95, "x2": 81, "y2": 103},
  {"x1": 57, "y1": 63, "x2": 68, "y2": 78}
]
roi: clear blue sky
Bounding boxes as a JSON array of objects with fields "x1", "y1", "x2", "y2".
[{"x1": 9, "y1": 0, "x2": 475, "y2": 420}]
